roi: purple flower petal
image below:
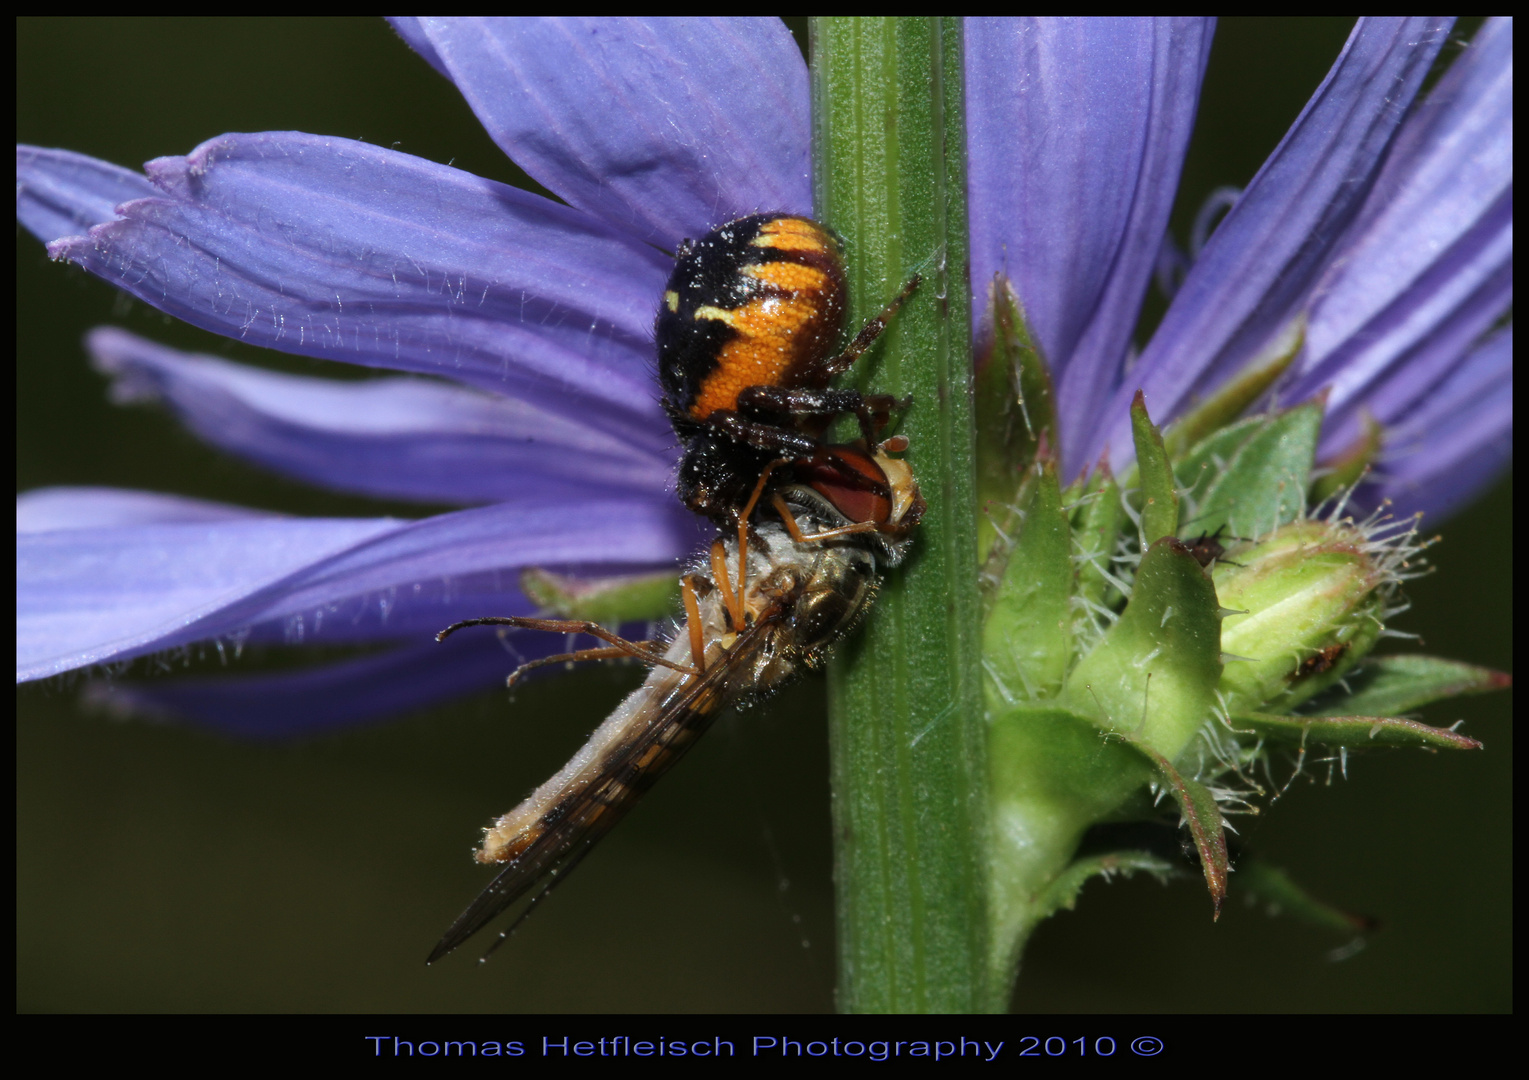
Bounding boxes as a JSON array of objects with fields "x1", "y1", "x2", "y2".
[
  {"x1": 85, "y1": 630, "x2": 576, "y2": 739},
  {"x1": 1314, "y1": 209, "x2": 1510, "y2": 459},
  {"x1": 1295, "y1": 17, "x2": 1513, "y2": 456},
  {"x1": 18, "y1": 491, "x2": 700, "y2": 682},
  {"x1": 1360, "y1": 325, "x2": 1512, "y2": 521},
  {"x1": 86, "y1": 327, "x2": 676, "y2": 507},
  {"x1": 14, "y1": 146, "x2": 158, "y2": 242},
  {"x1": 965, "y1": 16, "x2": 1214, "y2": 475},
  {"x1": 16, "y1": 486, "x2": 275, "y2": 532},
  {"x1": 20, "y1": 131, "x2": 675, "y2": 451},
  {"x1": 387, "y1": 17, "x2": 451, "y2": 81},
  {"x1": 19, "y1": 500, "x2": 395, "y2": 681},
  {"x1": 1086, "y1": 17, "x2": 1455, "y2": 472},
  {"x1": 397, "y1": 17, "x2": 811, "y2": 246}
]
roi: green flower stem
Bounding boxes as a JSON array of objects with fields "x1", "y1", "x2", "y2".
[{"x1": 811, "y1": 17, "x2": 992, "y2": 1012}]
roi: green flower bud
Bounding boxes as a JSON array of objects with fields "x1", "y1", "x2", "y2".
[{"x1": 1214, "y1": 517, "x2": 1400, "y2": 714}]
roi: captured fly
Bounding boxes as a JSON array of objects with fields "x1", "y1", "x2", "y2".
[{"x1": 427, "y1": 443, "x2": 921, "y2": 963}]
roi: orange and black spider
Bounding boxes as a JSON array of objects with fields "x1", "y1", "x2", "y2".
[{"x1": 655, "y1": 214, "x2": 918, "y2": 538}]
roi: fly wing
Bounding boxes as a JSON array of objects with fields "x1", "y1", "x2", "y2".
[{"x1": 426, "y1": 617, "x2": 775, "y2": 963}]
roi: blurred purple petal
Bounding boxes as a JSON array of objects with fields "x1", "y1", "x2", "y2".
[
  {"x1": 1315, "y1": 206, "x2": 1510, "y2": 458},
  {"x1": 401, "y1": 17, "x2": 811, "y2": 246},
  {"x1": 18, "y1": 493, "x2": 700, "y2": 682},
  {"x1": 1296, "y1": 17, "x2": 1513, "y2": 454},
  {"x1": 15, "y1": 146, "x2": 158, "y2": 241},
  {"x1": 22, "y1": 132, "x2": 674, "y2": 451},
  {"x1": 1087, "y1": 17, "x2": 1455, "y2": 471},
  {"x1": 17, "y1": 486, "x2": 276, "y2": 532},
  {"x1": 965, "y1": 16, "x2": 1213, "y2": 475},
  {"x1": 86, "y1": 328, "x2": 676, "y2": 506},
  {"x1": 85, "y1": 629, "x2": 578, "y2": 739},
  {"x1": 1360, "y1": 325, "x2": 1512, "y2": 521}
]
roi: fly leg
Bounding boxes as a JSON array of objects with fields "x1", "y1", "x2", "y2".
[
  {"x1": 726, "y1": 457, "x2": 797, "y2": 624},
  {"x1": 770, "y1": 492, "x2": 879, "y2": 544},
  {"x1": 681, "y1": 573, "x2": 709, "y2": 674},
  {"x1": 707, "y1": 538, "x2": 741, "y2": 634},
  {"x1": 437, "y1": 616, "x2": 697, "y2": 684},
  {"x1": 495, "y1": 643, "x2": 669, "y2": 688}
]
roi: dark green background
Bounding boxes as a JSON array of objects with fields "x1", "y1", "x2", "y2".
[{"x1": 17, "y1": 18, "x2": 1510, "y2": 1013}]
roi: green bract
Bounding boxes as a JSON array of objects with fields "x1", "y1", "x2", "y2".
[{"x1": 977, "y1": 313, "x2": 1495, "y2": 994}]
